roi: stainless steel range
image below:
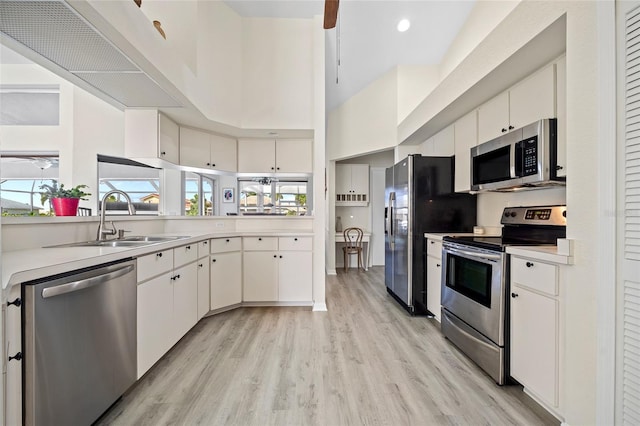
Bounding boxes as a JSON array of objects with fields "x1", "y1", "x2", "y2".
[{"x1": 440, "y1": 205, "x2": 566, "y2": 384}]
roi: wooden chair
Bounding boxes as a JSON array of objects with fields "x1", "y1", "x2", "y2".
[{"x1": 342, "y1": 227, "x2": 364, "y2": 271}]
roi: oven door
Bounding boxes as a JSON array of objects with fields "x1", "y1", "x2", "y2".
[{"x1": 441, "y1": 242, "x2": 506, "y2": 346}]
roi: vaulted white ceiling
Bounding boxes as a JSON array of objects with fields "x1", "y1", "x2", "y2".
[{"x1": 225, "y1": 0, "x2": 476, "y2": 111}]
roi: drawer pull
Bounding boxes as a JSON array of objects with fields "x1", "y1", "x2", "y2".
[
  {"x1": 198, "y1": 263, "x2": 203, "y2": 268},
  {"x1": 203, "y1": 241, "x2": 208, "y2": 245},
  {"x1": 526, "y1": 262, "x2": 534, "y2": 268},
  {"x1": 212, "y1": 259, "x2": 217, "y2": 263},
  {"x1": 273, "y1": 255, "x2": 277, "y2": 258},
  {"x1": 186, "y1": 245, "x2": 191, "y2": 250},
  {"x1": 430, "y1": 241, "x2": 434, "y2": 244},
  {"x1": 156, "y1": 253, "x2": 163, "y2": 258},
  {"x1": 226, "y1": 239, "x2": 230, "y2": 242},
  {"x1": 511, "y1": 292, "x2": 519, "y2": 298},
  {"x1": 294, "y1": 238, "x2": 298, "y2": 241},
  {"x1": 258, "y1": 237, "x2": 262, "y2": 241},
  {"x1": 279, "y1": 255, "x2": 283, "y2": 258}
]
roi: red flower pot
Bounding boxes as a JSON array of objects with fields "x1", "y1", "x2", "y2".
[{"x1": 51, "y1": 198, "x2": 80, "y2": 216}]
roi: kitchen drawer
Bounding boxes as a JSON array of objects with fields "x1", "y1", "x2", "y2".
[
  {"x1": 210, "y1": 237, "x2": 242, "y2": 253},
  {"x1": 243, "y1": 236, "x2": 278, "y2": 251},
  {"x1": 174, "y1": 243, "x2": 198, "y2": 268},
  {"x1": 138, "y1": 249, "x2": 173, "y2": 282},
  {"x1": 278, "y1": 236, "x2": 312, "y2": 251},
  {"x1": 511, "y1": 257, "x2": 557, "y2": 296},
  {"x1": 427, "y1": 239, "x2": 442, "y2": 258},
  {"x1": 197, "y1": 239, "x2": 210, "y2": 258}
]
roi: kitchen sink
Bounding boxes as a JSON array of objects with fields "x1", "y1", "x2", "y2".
[{"x1": 45, "y1": 236, "x2": 190, "y2": 248}]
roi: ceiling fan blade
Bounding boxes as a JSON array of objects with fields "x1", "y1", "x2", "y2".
[{"x1": 324, "y1": 0, "x2": 339, "y2": 29}]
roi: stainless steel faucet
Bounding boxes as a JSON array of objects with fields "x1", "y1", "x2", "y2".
[{"x1": 97, "y1": 190, "x2": 136, "y2": 240}]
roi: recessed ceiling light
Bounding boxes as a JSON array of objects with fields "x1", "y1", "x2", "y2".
[{"x1": 397, "y1": 19, "x2": 410, "y2": 32}]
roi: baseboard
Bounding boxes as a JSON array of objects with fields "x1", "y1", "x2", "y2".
[
  {"x1": 313, "y1": 302, "x2": 328, "y2": 312},
  {"x1": 326, "y1": 268, "x2": 337, "y2": 275}
]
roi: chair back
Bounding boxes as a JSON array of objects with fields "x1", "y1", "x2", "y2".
[{"x1": 343, "y1": 227, "x2": 363, "y2": 249}]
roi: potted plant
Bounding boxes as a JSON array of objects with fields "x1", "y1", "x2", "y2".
[{"x1": 40, "y1": 183, "x2": 91, "y2": 216}]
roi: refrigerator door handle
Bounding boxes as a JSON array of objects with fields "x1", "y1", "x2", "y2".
[{"x1": 387, "y1": 192, "x2": 395, "y2": 248}]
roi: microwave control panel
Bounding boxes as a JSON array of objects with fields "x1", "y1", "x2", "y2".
[{"x1": 519, "y1": 136, "x2": 538, "y2": 176}]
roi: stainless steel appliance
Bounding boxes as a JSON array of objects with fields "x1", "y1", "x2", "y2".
[
  {"x1": 441, "y1": 205, "x2": 566, "y2": 384},
  {"x1": 471, "y1": 119, "x2": 565, "y2": 192},
  {"x1": 23, "y1": 259, "x2": 137, "y2": 425},
  {"x1": 385, "y1": 154, "x2": 476, "y2": 315}
]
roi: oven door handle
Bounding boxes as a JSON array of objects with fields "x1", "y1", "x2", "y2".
[{"x1": 444, "y1": 246, "x2": 502, "y2": 262}]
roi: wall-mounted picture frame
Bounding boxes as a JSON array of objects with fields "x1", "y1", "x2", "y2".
[{"x1": 223, "y1": 188, "x2": 234, "y2": 203}]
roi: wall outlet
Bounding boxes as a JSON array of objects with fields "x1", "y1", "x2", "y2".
[{"x1": 215, "y1": 222, "x2": 225, "y2": 228}]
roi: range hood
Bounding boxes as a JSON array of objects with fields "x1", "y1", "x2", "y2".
[{"x1": 0, "y1": 0, "x2": 181, "y2": 109}]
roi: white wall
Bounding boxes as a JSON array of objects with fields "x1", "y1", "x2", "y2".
[
  {"x1": 72, "y1": 86, "x2": 125, "y2": 211},
  {"x1": 397, "y1": 65, "x2": 440, "y2": 124},
  {"x1": 439, "y1": 0, "x2": 520, "y2": 81},
  {"x1": 327, "y1": 68, "x2": 398, "y2": 161},
  {"x1": 241, "y1": 18, "x2": 314, "y2": 129},
  {"x1": 81, "y1": 0, "x2": 314, "y2": 131}
]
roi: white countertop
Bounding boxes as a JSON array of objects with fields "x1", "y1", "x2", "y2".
[
  {"x1": 506, "y1": 245, "x2": 573, "y2": 265},
  {"x1": 2, "y1": 230, "x2": 314, "y2": 290}
]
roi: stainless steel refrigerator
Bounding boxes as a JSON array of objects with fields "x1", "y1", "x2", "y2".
[{"x1": 385, "y1": 154, "x2": 476, "y2": 315}]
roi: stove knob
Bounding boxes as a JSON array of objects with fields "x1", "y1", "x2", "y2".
[
  {"x1": 504, "y1": 212, "x2": 510, "y2": 217},
  {"x1": 510, "y1": 212, "x2": 517, "y2": 217}
]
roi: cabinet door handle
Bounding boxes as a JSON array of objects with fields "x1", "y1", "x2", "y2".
[
  {"x1": 526, "y1": 262, "x2": 534, "y2": 268},
  {"x1": 161, "y1": 151, "x2": 166, "y2": 155},
  {"x1": 436, "y1": 264, "x2": 441, "y2": 268},
  {"x1": 511, "y1": 292, "x2": 519, "y2": 298},
  {"x1": 212, "y1": 259, "x2": 217, "y2": 263},
  {"x1": 271, "y1": 167, "x2": 275, "y2": 170},
  {"x1": 508, "y1": 125, "x2": 514, "y2": 130},
  {"x1": 206, "y1": 162, "x2": 211, "y2": 166},
  {"x1": 198, "y1": 263, "x2": 203, "y2": 268},
  {"x1": 430, "y1": 241, "x2": 434, "y2": 244},
  {"x1": 156, "y1": 252, "x2": 163, "y2": 258},
  {"x1": 276, "y1": 167, "x2": 280, "y2": 170},
  {"x1": 186, "y1": 245, "x2": 191, "y2": 250},
  {"x1": 203, "y1": 241, "x2": 208, "y2": 245},
  {"x1": 279, "y1": 255, "x2": 283, "y2": 258},
  {"x1": 212, "y1": 163, "x2": 216, "y2": 167},
  {"x1": 501, "y1": 128, "x2": 507, "y2": 133},
  {"x1": 8, "y1": 352, "x2": 22, "y2": 362},
  {"x1": 556, "y1": 165, "x2": 564, "y2": 171},
  {"x1": 258, "y1": 237, "x2": 262, "y2": 241},
  {"x1": 273, "y1": 255, "x2": 277, "y2": 258},
  {"x1": 294, "y1": 238, "x2": 298, "y2": 241},
  {"x1": 226, "y1": 239, "x2": 230, "y2": 242}
]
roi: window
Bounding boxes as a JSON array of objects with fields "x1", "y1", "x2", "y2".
[
  {"x1": 184, "y1": 172, "x2": 215, "y2": 216},
  {"x1": 98, "y1": 156, "x2": 161, "y2": 215},
  {"x1": 239, "y1": 178, "x2": 308, "y2": 216},
  {"x1": 0, "y1": 153, "x2": 59, "y2": 216},
  {"x1": 0, "y1": 85, "x2": 60, "y2": 125}
]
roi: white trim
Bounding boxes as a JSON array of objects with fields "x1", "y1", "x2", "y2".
[
  {"x1": 597, "y1": 0, "x2": 617, "y2": 424},
  {"x1": 326, "y1": 268, "x2": 337, "y2": 276},
  {"x1": 312, "y1": 302, "x2": 328, "y2": 311}
]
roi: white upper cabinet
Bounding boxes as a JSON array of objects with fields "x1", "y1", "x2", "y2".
[
  {"x1": 275, "y1": 139, "x2": 313, "y2": 173},
  {"x1": 125, "y1": 110, "x2": 179, "y2": 164},
  {"x1": 179, "y1": 127, "x2": 237, "y2": 172},
  {"x1": 454, "y1": 110, "x2": 478, "y2": 193},
  {"x1": 478, "y1": 63, "x2": 556, "y2": 144},
  {"x1": 335, "y1": 163, "x2": 369, "y2": 206},
  {"x1": 477, "y1": 91, "x2": 510, "y2": 143},
  {"x1": 421, "y1": 125, "x2": 454, "y2": 157},
  {"x1": 237, "y1": 139, "x2": 312, "y2": 173}
]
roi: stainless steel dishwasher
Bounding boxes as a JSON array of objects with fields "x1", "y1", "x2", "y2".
[{"x1": 22, "y1": 259, "x2": 137, "y2": 425}]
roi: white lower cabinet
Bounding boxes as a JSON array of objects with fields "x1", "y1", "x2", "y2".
[
  {"x1": 426, "y1": 238, "x2": 443, "y2": 321},
  {"x1": 197, "y1": 240, "x2": 210, "y2": 319},
  {"x1": 210, "y1": 251, "x2": 242, "y2": 310},
  {"x1": 136, "y1": 244, "x2": 198, "y2": 378},
  {"x1": 242, "y1": 236, "x2": 313, "y2": 303},
  {"x1": 510, "y1": 256, "x2": 562, "y2": 417},
  {"x1": 243, "y1": 251, "x2": 279, "y2": 301},
  {"x1": 278, "y1": 251, "x2": 313, "y2": 302}
]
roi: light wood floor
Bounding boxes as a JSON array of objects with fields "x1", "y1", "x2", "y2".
[{"x1": 98, "y1": 267, "x2": 558, "y2": 426}]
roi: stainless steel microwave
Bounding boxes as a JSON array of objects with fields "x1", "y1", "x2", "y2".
[{"x1": 470, "y1": 118, "x2": 565, "y2": 192}]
